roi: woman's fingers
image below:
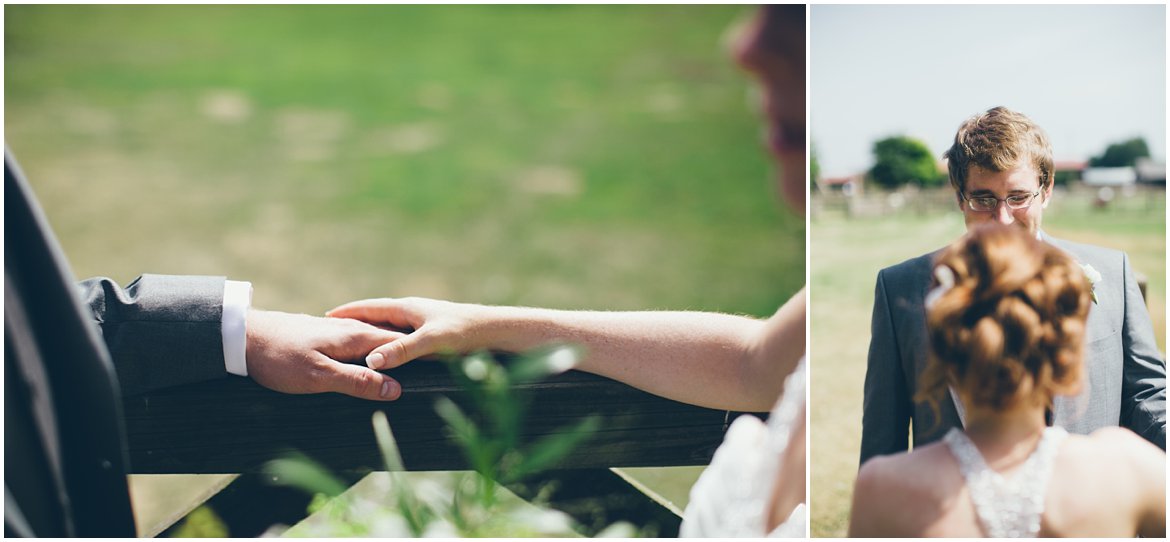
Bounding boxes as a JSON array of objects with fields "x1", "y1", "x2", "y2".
[
  {"x1": 332, "y1": 297, "x2": 462, "y2": 369},
  {"x1": 327, "y1": 298, "x2": 410, "y2": 324}
]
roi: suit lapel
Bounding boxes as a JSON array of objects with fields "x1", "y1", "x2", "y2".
[{"x1": 1038, "y1": 232, "x2": 1121, "y2": 432}]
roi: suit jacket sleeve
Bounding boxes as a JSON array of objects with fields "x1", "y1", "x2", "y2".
[
  {"x1": 77, "y1": 274, "x2": 228, "y2": 396},
  {"x1": 860, "y1": 269, "x2": 913, "y2": 466},
  {"x1": 1118, "y1": 253, "x2": 1167, "y2": 450}
]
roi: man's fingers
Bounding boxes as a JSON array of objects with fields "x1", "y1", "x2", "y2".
[
  {"x1": 365, "y1": 332, "x2": 432, "y2": 370},
  {"x1": 327, "y1": 362, "x2": 403, "y2": 401}
]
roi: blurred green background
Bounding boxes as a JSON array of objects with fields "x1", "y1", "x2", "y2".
[
  {"x1": 6, "y1": 4, "x2": 802, "y2": 313},
  {"x1": 6, "y1": 4, "x2": 804, "y2": 535}
]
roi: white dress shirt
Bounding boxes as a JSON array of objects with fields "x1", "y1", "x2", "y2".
[{"x1": 222, "y1": 280, "x2": 252, "y2": 376}]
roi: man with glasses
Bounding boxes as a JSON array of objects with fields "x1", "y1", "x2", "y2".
[{"x1": 859, "y1": 106, "x2": 1166, "y2": 465}]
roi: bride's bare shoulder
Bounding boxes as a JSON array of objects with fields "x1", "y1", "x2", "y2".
[
  {"x1": 1045, "y1": 427, "x2": 1165, "y2": 537},
  {"x1": 857, "y1": 441, "x2": 956, "y2": 488},
  {"x1": 1084, "y1": 429, "x2": 1164, "y2": 493},
  {"x1": 849, "y1": 442, "x2": 963, "y2": 537},
  {"x1": 1060, "y1": 427, "x2": 1164, "y2": 471}
]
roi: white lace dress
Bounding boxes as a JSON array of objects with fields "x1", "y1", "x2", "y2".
[
  {"x1": 942, "y1": 426, "x2": 1068, "y2": 538},
  {"x1": 679, "y1": 357, "x2": 807, "y2": 537}
]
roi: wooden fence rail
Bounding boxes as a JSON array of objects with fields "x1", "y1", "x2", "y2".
[{"x1": 122, "y1": 361, "x2": 742, "y2": 475}]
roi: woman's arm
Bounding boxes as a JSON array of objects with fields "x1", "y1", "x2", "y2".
[
  {"x1": 1126, "y1": 431, "x2": 1167, "y2": 538},
  {"x1": 329, "y1": 287, "x2": 805, "y2": 412}
]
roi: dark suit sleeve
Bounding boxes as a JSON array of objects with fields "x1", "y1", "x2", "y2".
[
  {"x1": 1118, "y1": 253, "x2": 1167, "y2": 450},
  {"x1": 78, "y1": 274, "x2": 227, "y2": 396},
  {"x1": 860, "y1": 269, "x2": 913, "y2": 466}
]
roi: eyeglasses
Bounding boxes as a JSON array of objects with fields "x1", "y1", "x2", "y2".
[{"x1": 961, "y1": 190, "x2": 1041, "y2": 212}]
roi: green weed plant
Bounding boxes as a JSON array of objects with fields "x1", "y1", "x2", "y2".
[{"x1": 258, "y1": 346, "x2": 634, "y2": 537}]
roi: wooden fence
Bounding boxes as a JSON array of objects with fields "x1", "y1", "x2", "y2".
[
  {"x1": 812, "y1": 183, "x2": 1166, "y2": 220},
  {"x1": 122, "y1": 361, "x2": 749, "y2": 535}
]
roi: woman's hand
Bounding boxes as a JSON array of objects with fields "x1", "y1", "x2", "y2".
[
  {"x1": 327, "y1": 297, "x2": 487, "y2": 370},
  {"x1": 330, "y1": 291, "x2": 799, "y2": 413}
]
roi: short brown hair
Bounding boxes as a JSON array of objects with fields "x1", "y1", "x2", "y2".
[
  {"x1": 916, "y1": 224, "x2": 1090, "y2": 415},
  {"x1": 944, "y1": 106, "x2": 1054, "y2": 195}
]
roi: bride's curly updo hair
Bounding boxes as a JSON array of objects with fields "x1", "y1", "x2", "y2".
[{"x1": 916, "y1": 224, "x2": 1092, "y2": 415}]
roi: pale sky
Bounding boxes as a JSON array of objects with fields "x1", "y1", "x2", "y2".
[{"x1": 811, "y1": 4, "x2": 1166, "y2": 178}]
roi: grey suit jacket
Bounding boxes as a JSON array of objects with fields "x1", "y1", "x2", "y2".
[
  {"x1": 859, "y1": 233, "x2": 1167, "y2": 465},
  {"x1": 79, "y1": 274, "x2": 227, "y2": 396},
  {"x1": 5, "y1": 150, "x2": 228, "y2": 537}
]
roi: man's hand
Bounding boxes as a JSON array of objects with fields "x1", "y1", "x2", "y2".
[{"x1": 245, "y1": 309, "x2": 408, "y2": 401}]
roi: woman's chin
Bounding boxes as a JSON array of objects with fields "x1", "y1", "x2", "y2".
[{"x1": 766, "y1": 121, "x2": 804, "y2": 158}]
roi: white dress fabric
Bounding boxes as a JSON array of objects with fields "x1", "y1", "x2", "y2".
[
  {"x1": 680, "y1": 357, "x2": 807, "y2": 537},
  {"x1": 943, "y1": 426, "x2": 1068, "y2": 538}
]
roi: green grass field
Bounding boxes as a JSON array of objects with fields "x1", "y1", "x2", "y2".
[
  {"x1": 6, "y1": 4, "x2": 803, "y2": 535},
  {"x1": 809, "y1": 191, "x2": 1166, "y2": 537}
]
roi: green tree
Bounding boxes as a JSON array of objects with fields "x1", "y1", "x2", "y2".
[
  {"x1": 1090, "y1": 137, "x2": 1150, "y2": 168},
  {"x1": 867, "y1": 136, "x2": 943, "y2": 189},
  {"x1": 810, "y1": 143, "x2": 820, "y2": 190}
]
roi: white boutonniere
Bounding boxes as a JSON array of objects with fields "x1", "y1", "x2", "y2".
[
  {"x1": 925, "y1": 265, "x2": 955, "y2": 309},
  {"x1": 1080, "y1": 263, "x2": 1102, "y2": 304}
]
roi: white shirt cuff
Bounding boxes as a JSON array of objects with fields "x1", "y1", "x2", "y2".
[{"x1": 222, "y1": 280, "x2": 253, "y2": 377}]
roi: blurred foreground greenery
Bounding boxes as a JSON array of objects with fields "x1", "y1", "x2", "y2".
[
  {"x1": 6, "y1": 4, "x2": 802, "y2": 536},
  {"x1": 269, "y1": 349, "x2": 632, "y2": 537},
  {"x1": 170, "y1": 348, "x2": 628, "y2": 537}
]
